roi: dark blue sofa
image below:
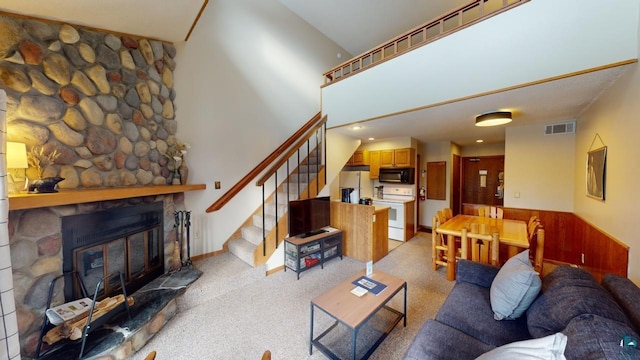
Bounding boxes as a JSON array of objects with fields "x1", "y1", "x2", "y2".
[{"x1": 404, "y1": 260, "x2": 640, "y2": 359}]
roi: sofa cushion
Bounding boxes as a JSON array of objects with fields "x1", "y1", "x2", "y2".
[
  {"x1": 475, "y1": 332, "x2": 567, "y2": 360},
  {"x1": 436, "y1": 281, "x2": 531, "y2": 346},
  {"x1": 563, "y1": 314, "x2": 640, "y2": 360},
  {"x1": 602, "y1": 273, "x2": 640, "y2": 334},
  {"x1": 490, "y1": 250, "x2": 541, "y2": 320},
  {"x1": 540, "y1": 265, "x2": 595, "y2": 292},
  {"x1": 457, "y1": 259, "x2": 500, "y2": 288},
  {"x1": 403, "y1": 319, "x2": 495, "y2": 360},
  {"x1": 527, "y1": 266, "x2": 630, "y2": 338}
]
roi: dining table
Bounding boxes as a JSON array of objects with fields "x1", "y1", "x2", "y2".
[{"x1": 436, "y1": 214, "x2": 529, "y2": 281}]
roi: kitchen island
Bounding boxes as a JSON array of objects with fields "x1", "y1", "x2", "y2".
[{"x1": 330, "y1": 201, "x2": 390, "y2": 263}]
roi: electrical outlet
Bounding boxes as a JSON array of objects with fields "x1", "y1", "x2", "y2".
[{"x1": 215, "y1": 181, "x2": 221, "y2": 189}]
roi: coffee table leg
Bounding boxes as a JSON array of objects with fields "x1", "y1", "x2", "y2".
[
  {"x1": 309, "y1": 303, "x2": 314, "y2": 355},
  {"x1": 352, "y1": 328, "x2": 357, "y2": 360},
  {"x1": 403, "y1": 283, "x2": 407, "y2": 327}
]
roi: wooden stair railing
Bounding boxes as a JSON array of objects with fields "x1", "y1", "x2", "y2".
[
  {"x1": 206, "y1": 112, "x2": 324, "y2": 213},
  {"x1": 206, "y1": 112, "x2": 327, "y2": 260},
  {"x1": 253, "y1": 116, "x2": 327, "y2": 256},
  {"x1": 322, "y1": 0, "x2": 529, "y2": 85}
]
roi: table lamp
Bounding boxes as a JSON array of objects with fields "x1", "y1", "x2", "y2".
[{"x1": 7, "y1": 142, "x2": 28, "y2": 194}]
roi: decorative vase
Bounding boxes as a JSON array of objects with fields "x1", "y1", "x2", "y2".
[
  {"x1": 179, "y1": 163, "x2": 189, "y2": 185},
  {"x1": 171, "y1": 170, "x2": 181, "y2": 185}
]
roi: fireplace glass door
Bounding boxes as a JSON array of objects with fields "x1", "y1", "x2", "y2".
[{"x1": 73, "y1": 226, "x2": 161, "y2": 299}]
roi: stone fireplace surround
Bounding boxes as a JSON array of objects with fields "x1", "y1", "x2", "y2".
[
  {"x1": 10, "y1": 193, "x2": 187, "y2": 358},
  {"x1": 0, "y1": 10, "x2": 197, "y2": 358}
]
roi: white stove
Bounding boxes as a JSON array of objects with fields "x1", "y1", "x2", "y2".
[{"x1": 373, "y1": 187, "x2": 415, "y2": 241}]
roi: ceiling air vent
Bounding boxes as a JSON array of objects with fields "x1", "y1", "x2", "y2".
[{"x1": 545, "y1": 121, "x2": 576, "y2": 135}]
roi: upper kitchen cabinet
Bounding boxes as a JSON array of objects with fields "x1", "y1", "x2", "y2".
[
  {"x1": 346, "y1": 150, "x2": 368, "y2": 166},
  {"x1": 369, "y1": 150, "x2": 381, "y2": 179},
  {"x1": 380, "y1": 148, "x2": 415, "y2": 168}
]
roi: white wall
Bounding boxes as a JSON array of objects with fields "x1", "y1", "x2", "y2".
[
  {"x1": 574, "y1": 63, "x2": 640, "y2": 283},
  {"x1": 173, "y1": 0, "x2": 347, "y2": 255},
  {"x1": 322, "y1": 0, "x2": 639, "y2": 127},
  {"x1": 324, "y1": 130, "x2": 360, "y2": 200},
  {"x1": 504, "y1": 123, "x2": 575, "y2": 211},
  {"x1": 460, "y1": 143, "x2": 505, "y2": 157}
]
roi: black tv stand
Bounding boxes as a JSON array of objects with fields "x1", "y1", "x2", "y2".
[
  {"x1": 301, "y1": 229, "x2": 328, "y2": 238},
  {"x1": 284, "y1": 229, "x2": 343, "y2": 279}
]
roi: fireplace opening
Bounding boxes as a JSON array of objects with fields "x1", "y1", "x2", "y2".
[{"x1": 62, "y1": 202, "x2": 164, "y2": 302}]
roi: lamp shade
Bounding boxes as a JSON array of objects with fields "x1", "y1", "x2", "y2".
[
  {"x1": 475, "y1": 111, "x2": 512, "y2": 127},
  {"x1": 7, "y1": 142, "x2": 28, "y2": 169}
]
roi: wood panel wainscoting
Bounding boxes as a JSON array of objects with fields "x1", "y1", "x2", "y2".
[{"x1": 461, "y1": 204, "x2": 628, "y2": 281}]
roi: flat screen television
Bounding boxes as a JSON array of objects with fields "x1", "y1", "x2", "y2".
[{"x1": 288, "y1": 196, "x2": 331, "y2": 238}]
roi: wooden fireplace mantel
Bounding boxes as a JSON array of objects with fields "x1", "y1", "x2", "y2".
[{"x1": 8, "y1": 184, "x2": 206, "y2": 211}]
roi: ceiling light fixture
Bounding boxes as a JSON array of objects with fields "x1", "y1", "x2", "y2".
[
  {"x1": 368, "y1": 137, "x2": 375, "y2": 141},
  {"x1": 475, "y1": 111, "x2": 512, "y2": 127},
  {"x1": 476, "y1": 139, "x2": 484, "y2": 143},
  {"x1": 351, "y1": 125, "x2": 363, "y2": 130}
]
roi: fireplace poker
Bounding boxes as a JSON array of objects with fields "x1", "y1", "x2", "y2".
[{"x1": 184, "y1": 211, "x2": 192, "y2": 267}]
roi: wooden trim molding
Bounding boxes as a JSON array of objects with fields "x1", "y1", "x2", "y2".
[{"x1": 9, "y1": 184, "x2": 206, "y2": 210}]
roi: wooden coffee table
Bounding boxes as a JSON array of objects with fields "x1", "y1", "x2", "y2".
[{"x1": 310, "y1": 270, "x2": 407, "y2": 359}]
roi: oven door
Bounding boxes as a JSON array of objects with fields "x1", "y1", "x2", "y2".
[{"x1": 386, "y1": 202, "x2": 404, "y2": 229}]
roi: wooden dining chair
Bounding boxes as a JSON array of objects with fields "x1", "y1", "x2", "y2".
[
  {"x1": 432, "y1": 216, "x2": 448, "y2": 270},
  {"x1": 527, "y1": 220, "x2": 545, "y2": 274},
  {"x1": 144, "y1": 351, "x2": 156, "y2": 360},
  {"x1": 462, "y1": 227, "x2": 499, "y2": 266},
  {"x1": 478, "y1": 206, "x2": 503, "y2": 219},
  {"x1": 443, "y1": 207, "x2": 453, "y2": 221}
]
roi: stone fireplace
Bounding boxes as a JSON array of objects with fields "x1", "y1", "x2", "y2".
[{"x1": 9, "y1": 194, "x2": 185, "y2": 357}]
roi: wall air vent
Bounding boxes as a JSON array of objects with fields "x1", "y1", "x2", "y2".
[{"x1": 545, "y1": 121, "x2": 576, "y2": 135}]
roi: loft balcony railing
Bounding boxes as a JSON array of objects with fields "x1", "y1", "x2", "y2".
[{"x1": 322, "y1": 0, "x2": 529, "y2": 85}]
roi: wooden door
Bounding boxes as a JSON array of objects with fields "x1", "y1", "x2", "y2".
[
  {"x1": 452, "y1": 154, "x2": 461, "y2": 215},
  {"x1": 461, "y1": 156, "x2": 504, "y2": 206}
]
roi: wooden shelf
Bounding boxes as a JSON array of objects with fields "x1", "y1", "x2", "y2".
[{"x1": 8, "y1": 184, "x2": 206, "y2": 211}]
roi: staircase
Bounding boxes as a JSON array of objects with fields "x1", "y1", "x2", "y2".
[{"x1": 227, "y1": 149, "x2": 324, "y2": 267}]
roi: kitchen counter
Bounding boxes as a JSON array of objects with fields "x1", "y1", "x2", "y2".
[{"x1": 330, "y1": 202, "x2": 389, "y2": 263}]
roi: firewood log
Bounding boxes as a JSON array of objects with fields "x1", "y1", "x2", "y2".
[{"x1": 43, "y1": 295, "x2": 134, "y2": 344}]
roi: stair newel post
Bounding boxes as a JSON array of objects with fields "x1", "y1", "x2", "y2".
[
  {"x1": 306, "y1": 140, "x2": 311, "y2": 198},
  {"x1": 314, "y1": 128, "x2": 320, "y2": 196},
  {"x1": 322, "y1": 122, "x2": 327, "y2": 187},
  {"x1": 297, "y1": 149, "x2": 301, "y2": 197},
  {"x1": 262, "y1": 184, "x2": 266, "y2": 256},
  {"x1": 274, "y1": 171, "x2": 278, "y2": 254}
]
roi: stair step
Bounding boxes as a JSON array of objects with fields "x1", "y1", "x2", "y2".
[
  {"x1": 241, "y1": 225, "x2": 266, "y2": 246},
  {"x1": 289, "y1": 172, "x2": 318, "y2": 183},
  {"x1": 298, "y1": 164, "x2": 321, "y2": 173},
  {"x1": 253, "y1": 213, "x2": 276, "y2": 230},
  {"x1": 228, "y1": 238, "x2": 257, "y2": 267},
  {"x1": 264, "y1": 202, "x2": 288, "y2": 217}
]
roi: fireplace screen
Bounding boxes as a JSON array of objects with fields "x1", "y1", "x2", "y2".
[{"x1": 62, "y1": 202, "x2": 164, "y2": 301}]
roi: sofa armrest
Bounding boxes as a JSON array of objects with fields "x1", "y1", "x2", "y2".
[{"x1": 456, "y1": 259, "x2": 500, "y2": 288}]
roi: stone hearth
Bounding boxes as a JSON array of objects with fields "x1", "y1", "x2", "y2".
[{"x1": 35, "y1": 267, "x2": 201, "y2": 360}]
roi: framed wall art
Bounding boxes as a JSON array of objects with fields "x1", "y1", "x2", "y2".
[{"x1": 586, "y1": 145, "x2": 606, "y2": 200}]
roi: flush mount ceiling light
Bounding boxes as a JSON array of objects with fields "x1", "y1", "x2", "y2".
[
  {"x1": 475, "y1": 111, "x2": 512, "y2": 127},
  {"x1": 351, "y1": 125, "x2": 363, "y2": 130}
]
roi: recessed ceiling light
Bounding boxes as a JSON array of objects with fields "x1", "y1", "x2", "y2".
[
  {"x1": 476, "y1": 139, "x2": 484, "y2": 143},
  {"x1": 368, "y1": 137, "x2": 375, "y2": 141},
  {"x1": 351, "y1": 125, "x2": 363, "y2": 130}
]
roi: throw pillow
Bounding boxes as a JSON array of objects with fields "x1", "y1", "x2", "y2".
[
  {"x1": 475, "y1": 332, "x2": 567, "y2": 360},
  {"x1": 490, "y1": 249, "x2": 542, "y2": 320}
]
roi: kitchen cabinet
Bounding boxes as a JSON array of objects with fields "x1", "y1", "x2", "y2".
[
  {"x1": 380, "y1": 148, "x2": 415, "y2": 168},
  {"x1": 330, "y1": 202, "x2": 389, "y2": 263},
  {"x1": 346, "y1": 150, "x2": 367, "y2": 166},
  {"x1": 369, "y1": 150, "x2": 380, "y2": 179}
]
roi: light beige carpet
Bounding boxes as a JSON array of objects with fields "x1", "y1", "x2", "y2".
[{"x1": 129, "y1": 232, "x2": 453, "y2": 359}]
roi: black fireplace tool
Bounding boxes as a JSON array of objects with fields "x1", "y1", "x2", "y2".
[{"x1": 174, "y1": 210, "x2": 192, "y2": 269}]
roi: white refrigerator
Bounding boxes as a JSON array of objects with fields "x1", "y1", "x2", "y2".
[{"x1": 339, "y1": 171, "x2": 373, "y2": 203}]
